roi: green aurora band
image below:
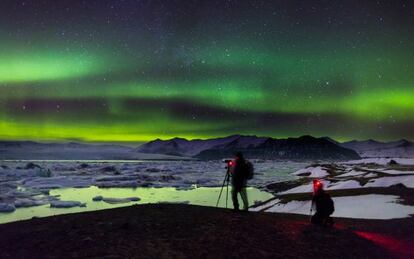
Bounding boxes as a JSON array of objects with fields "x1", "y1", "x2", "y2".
[{"x1": 0, "y1": 1, "x2": 413, "y2": 142}]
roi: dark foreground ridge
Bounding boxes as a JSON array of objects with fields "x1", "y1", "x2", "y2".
[{"x1": 1, "y1": 204, "x2": 413, "y2": 259}]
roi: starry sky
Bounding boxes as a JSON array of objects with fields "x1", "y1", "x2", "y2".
[{"x1": 0, "y1": 0, "x2": 413, "y2": 143}]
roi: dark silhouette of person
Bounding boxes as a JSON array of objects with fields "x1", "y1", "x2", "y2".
[
  {"x1": 231, "y1": 152, "x2": 249, "y2": 211},
  {"x1": 311, "y1": 179, "x2": 334, "y2": 226}
]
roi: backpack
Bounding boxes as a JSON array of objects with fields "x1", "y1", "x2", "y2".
[
  {"x1": 323, "y1": 193, "x2": 335, "y2": 215},
  {"x1": 245, "y1": 161, "x2": 254, "y2": 180}
]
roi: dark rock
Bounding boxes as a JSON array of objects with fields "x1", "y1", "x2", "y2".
[
  {"x1": 24, "y1": 162, "x2": 42, "y2": 169},
  {"x1": 100, "y1": 166, "x2": 117, "y2": 172},
  {"x1": 388, "y1": 160, "x2": 398, "y2": 165},
  {"x1": 78, "y1": 163, "x2": 89, "y2": 169}
]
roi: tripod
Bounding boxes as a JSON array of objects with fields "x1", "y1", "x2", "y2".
[{"x1": 216, "y1": 166, "x2": 231, "y2": 208}]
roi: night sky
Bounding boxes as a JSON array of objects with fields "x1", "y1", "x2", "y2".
[{"x1": 1, "y1": 0, "x2": 413, "y2": 143}]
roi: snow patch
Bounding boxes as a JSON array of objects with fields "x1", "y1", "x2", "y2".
[
  {"x1": 364, "y1": 176, "x2": 414, "y2": 188},
  {"x1": 342, "y1": 158, "x2": 414, "y2": 166},
  {"x1": 326, "y1": 180, "x2": 361, "y2": 190},
  {"x1": 337, "y1": 170, "x2": 365, "y2": 178},
  {"x1": 380, "y1": 169, "x2": 414, "y2": 175},
  {"x1": 262, "y1": 194, "x2": 414, "y2": 219},
  {"x1": 249, "y1": 199, "x2": 281, "y2": 212},
  {"x1": 279, "y1": 180, "x2": 330, "y2": 194},
  {"x1": 265, "y1": 200, "x2": 310, "y2": 214},
  {"x1": 332, "y1": 195, "x2": 414, "y2": 219},
  {"x1": 293, "y1": 166, "x2": 329, "y2": 178}
]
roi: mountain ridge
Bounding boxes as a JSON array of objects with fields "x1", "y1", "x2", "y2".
[{"x1": 137, "y1": 135, "x2": 360, "y2": 160}]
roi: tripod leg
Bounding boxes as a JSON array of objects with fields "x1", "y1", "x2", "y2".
[
  {"x1": 216, "y1": 173, "x2": 228, "y2": 207},
  {"x1": 226, "y1": 180, "x2": 229, "y2": 209}
]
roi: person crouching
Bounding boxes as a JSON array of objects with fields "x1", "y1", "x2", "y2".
[{"x1": 310, "y1": 179, "x2": 334, "y2": 226}]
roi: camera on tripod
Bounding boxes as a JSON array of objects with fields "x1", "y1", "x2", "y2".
[
  {"x1": 216, "y1": 159, "x2": 234, "y2": 208},
  {"x1": 223, "y1": 159, "x2": 234, "y2": 169}
]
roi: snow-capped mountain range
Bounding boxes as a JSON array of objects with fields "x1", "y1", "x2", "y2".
[
  {"x1": 0, "y1": 141, "x2": 186, "y2": 160},
  {"x1": 137, "y1": 135, "x2": 360, "y2": 160},
  {"x1": 1, "y1": 136, "x2": 412, "y2": 160},
  {"x1": 340, "y1": 139, "x2": 414, "y2": 158}
]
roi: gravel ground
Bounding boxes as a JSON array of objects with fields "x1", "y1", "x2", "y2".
[{"x1": 1, "y1": 204, "x2": 413, "y2": 258}]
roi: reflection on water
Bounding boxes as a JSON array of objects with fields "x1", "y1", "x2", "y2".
[{"x1": 0, "y1": 186, "x2": 273, "y2": 224}]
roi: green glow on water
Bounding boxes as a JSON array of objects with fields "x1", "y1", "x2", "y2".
[{"x1": 0, "y1": 186, "x2": 273, "y2": 224}]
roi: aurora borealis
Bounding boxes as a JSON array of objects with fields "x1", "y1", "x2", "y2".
[{"x1": 0, "y1": 0, "x2": 413, "y2": 142}]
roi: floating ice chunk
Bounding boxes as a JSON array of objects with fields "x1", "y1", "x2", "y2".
[
  {"x1": 14, "y1": 198, "x2": 46, "y2": 208},
  {"x1": 0, "y1": 203, "x2": 16, "y2": 213},
  {"x1": 175, "y1": 185, "x2": 196, "y2": 191},
  {"x1": 50, "y1": 200, "x2": 86, "y2": 208},
  {"x1": 92, "y1": 196, "x2": 141, "y2": 204},
  {"x1": 92, "y1": 195, "x2": 103, "y2": 201},
  {"x1": 24, "y1": 176, "x2": 93, "y2": 189}
]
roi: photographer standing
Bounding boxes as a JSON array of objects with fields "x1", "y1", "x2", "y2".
[{"x1": 231, "y1": 152, "x2": 250, "y2": 211}]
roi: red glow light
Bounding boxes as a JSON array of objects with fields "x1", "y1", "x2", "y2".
[
  {"x1": 355, "y1": 231, "x2": 414, "y2": 257},
  {"x1": 229, "y1": 161, "x2": 234, "y2": 166}
]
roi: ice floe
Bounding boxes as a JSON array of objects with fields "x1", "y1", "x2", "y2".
[
  {"x1": 50, "y1": 200, "x2": 86, "y2": 208},
  {"x1": 0, "y1": 203, "x2": 16, "y2": 212},
  {"x1": 92, "y1": 196, "x2": 141, "y2": 204}
]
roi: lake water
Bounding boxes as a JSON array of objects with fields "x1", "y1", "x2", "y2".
[
  {"x1": 0, "y1": 186, "x2": 273, "y2": 224},
  {"x1": 0, "y1": 159, "x2": 308, "y2": 224}
]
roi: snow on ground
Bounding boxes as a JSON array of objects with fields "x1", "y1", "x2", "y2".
[
  {"x1": 364, "y1": 176, "x2": 414, "y2": 188},
  {"x1": 279, "y1": 180, "x2": 331, "y2": 194},
  {"x1": 341, "y1": 158, "x2": 414, "y2": 166},
  {"x1": 265, "y1": 200, "x2": 311, "y2": 214},
  {"x1": 249, "y1": 199, "x2": 281, "y2": 212},
  {"x1": 337, "y1": 170, "x2": 365, "y2": 178},
  {"x1": 292, "y1": 166, "x2": 329, "y2": 178},
  {"x1": 326, "y1": 180, "x2": 362, "y2": 190},
  {"x1": 364, "y1": 173, "x2": 378, "y2": 178},
  {"x1": 263, "y1": 158, "x2": 414, "y2": 219},
  {"x1": 259, "y1": 195, "x2": 414, "y2": 219},
  {"x1": 332, "y1": 195, "x2": 414, "y2": 219},
  {"x1": 380, "y1": 169, "x2": 414, "y2": 175}
]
